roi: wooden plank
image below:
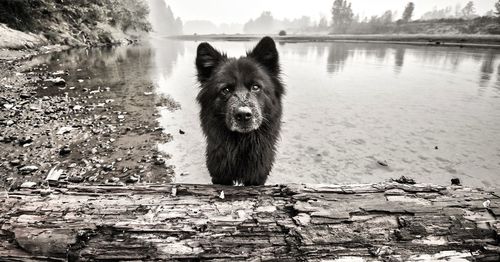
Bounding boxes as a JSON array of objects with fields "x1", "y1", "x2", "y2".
[{"x1": 0, "y1": 182, "x2": 499, "y2": 261}]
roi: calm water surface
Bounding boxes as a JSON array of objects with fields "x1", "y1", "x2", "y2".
[
  {"x1": 153, "y1": 39, "x2": 500, "y2": 187},
  {"x1": 33, "y1": 38, "x2": 500, "y2": 187}
]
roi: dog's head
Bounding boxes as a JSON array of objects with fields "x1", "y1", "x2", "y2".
[{"x1": 196, "y1": 37, "x2": 283, "y2": 133}]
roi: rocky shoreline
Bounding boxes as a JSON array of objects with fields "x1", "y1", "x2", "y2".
[{"x1": 0, "y1": 44, "x2": 175, "y2": 190}]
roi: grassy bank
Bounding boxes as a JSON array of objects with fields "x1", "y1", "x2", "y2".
[{"x1": 172, "y1": 34, "x2": 500, "y2": 48}]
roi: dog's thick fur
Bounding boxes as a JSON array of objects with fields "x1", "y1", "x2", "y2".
[{"x1": 195, "y1": 37, "x2": 284, "y2": 186}]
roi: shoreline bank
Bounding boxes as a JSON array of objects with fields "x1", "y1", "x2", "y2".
[{"x1": 171, "y1": 34, "x2": 500, "y2": 48}]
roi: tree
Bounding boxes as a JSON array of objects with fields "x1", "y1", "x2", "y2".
[
  {"x1": 149, "y1": 0, "x2": 182, "y2": 35},
  {"x1": 461, "y1": 1, "x2": 476, "y2": 19},
  {"x1": 495, "y1": 0, "x2": 500, "y2": 16},
  {"x1": 331, "y1": 0, "x2": 354, "y2": 33},
  {"x1": 243, "y1": 11, "x2": 275, "y2": 34},
  {"x1": 318, "y1": 16, "x2": 328, "y2": 30},
  {"x1": 401, "y1": 2, "x2": 415, "y2": 22},
  {"x1": 380, "y1": 10, "x2": 393, "y2": 24}
]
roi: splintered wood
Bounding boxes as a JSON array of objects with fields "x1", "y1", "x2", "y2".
[{"x1": 1, "y1": 182, "x2": 499, "y2": 261}]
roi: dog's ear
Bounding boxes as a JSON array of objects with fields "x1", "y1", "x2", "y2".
[
  {"x1": 248, "y1": 36, "x2": 279, "y2": 76},
  {"x1": 196, "y1": 42, "x2": 223, "y2": 83}
]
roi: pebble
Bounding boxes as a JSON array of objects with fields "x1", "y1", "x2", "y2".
[
  {"x1": 44, "y1": 77, "x2": 66, "y2": 86},
  {"x1": 20, "y1": 93, "x2": 31, "y2": 99},
  {"x1": 451, "y1": 178, "x2": 461, "y2": 186},
  {"x1": 154, "y1": 158, "x2": 166, "y2": 166},
  {"x1": 102, "y1": 164, "x2": 113, "y2": 171},
  {"x1": 377, "y1": 160, "x2": 388, "y2": 167},
  {"x1": 19, "y1": 165, "x2": 39, "y2": 174},
  {"x1": 19, "y1": 136, "x2": 33, "y2": 145},
  {"x1": 10, "y1": 159, "x2": 21, "y2": 166},
  {"x1": 6, "y1": 120, "x2": 14, "y2": 126},
  {"x1": 59, "y1": 145, "x2": 71, "y2": 156},
  {"x1": 3, "y1": 104, "x2": 14, "y2": 110},
  {"x1": 126, "y1": 175, "x2": 140, "y2": 183},
  {"x1": 20, "y1": 181, "x2": 37, "y2": 188},
  {"x1": 68, "y1": 176, "x2": 84, "y2": 183}
]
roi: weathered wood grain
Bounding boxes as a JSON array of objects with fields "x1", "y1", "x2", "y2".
[{"x1": 0, "y1": 182, "x2": 499, "y2": 261}]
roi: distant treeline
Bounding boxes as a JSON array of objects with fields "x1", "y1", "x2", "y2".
[
  {"x1": 238, "y1": 1, "x2": 500, "y2": 35},
  {"x1": 0, "y1": 0, "x2": 150, "y2": 45},
  {"x1": 329, "y1": 0, "x2": 500, "y2": 35}
]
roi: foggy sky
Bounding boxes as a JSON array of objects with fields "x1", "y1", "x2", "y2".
[{"x1": 165, "y1": 0, "x2": 497, "y2": 24}]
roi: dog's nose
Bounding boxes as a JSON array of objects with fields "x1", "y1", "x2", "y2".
[{"x1": 235, "y1": 107, "x2": 253, "y2": 123}]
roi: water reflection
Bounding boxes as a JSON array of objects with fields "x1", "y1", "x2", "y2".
[
  {"x1": 151, "y1": 38, "x2": 184, "y2": 79},
  {"x1": 479, "y1": 53, "x2": 496, "y2": 87},
  {"x1": 326, "y1": 43, "x2": 351, "y2": 74},
  {"x1": 394, "y1": 47, "x2": 405, "y2": 73}
]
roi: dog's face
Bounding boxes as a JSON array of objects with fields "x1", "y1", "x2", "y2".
[{"x1": 196, "y1": 37, "x2": 282, "y2": 133}]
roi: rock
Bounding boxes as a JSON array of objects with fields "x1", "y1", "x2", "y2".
[
  {"x1": 10, "y1": 159, "x2": 21, "y2": 166},
  {"x1": 144, "y1": 92, "x2": 153, "y2": 96},
  {"x1": 19, "y1": 165, "x2": 38, "y2": 174},
  {"x1": 3, "y1": 104, "x2": 14, "y2": 110},
  {"x1": 434, "y1": 146, "x2": 439, "y2": 150},
  {"x1": 451, "y1": 178, "x2": 461, "y2": 186},
  {"x1": 109, "y1": 177, "x2": 120, "y2": 183},
  {"x1": 52, "y1": 70, "x2": 65, "y2": 76},
  {"x1": 6, "y1": 120, "x2": 14, "y2": 126},
  {"x1": 117, "y1": 115, "x2": 125, "y2": 120},
  {"x1": 102, "y1": 164, "x2": 113, "y2": 172},
  {"x1": 179, "y1": 129, "x2": 185, "y2": 135},
  {"x1": 68, "y1": 176, "x2": 84, "y2": 183},
  {"x1": 73, "y1": 105, "x2": 82, "y2": 110},
  {"x1": 180, "y1": 172, "x2": 189, "y2": 177},
  {"x1": 377, "y1": 160, "x2": 388, "y2": 167},
  {"x1": 126, "y1": 175, "x2": 139, "y2": 183},
  {"x1": 44, "y1": 77, "x2": 66, "y2": 86},
  {"x1": 78, "y1": 79, "x2": 84, "y2": 83},
  {"x1": 392, "y1": 176, "x2": 416, "y2": 185},
  {"x1": 19, "y1": 93, "x2": 31, "y2": 99},
  {"x1": 154, "y1": 158, "x2": 165, "y2": 166},
  {"x1": 56, "y1": 126, "x2": 73, "y2": 135},
  {"x1": 20, "y1": 181, "x2": 37, "y2": 188},
  {"x1": 59, "y1": 145, "x2": 71, "y2": 156},
  {"x1": 18, "y1": 136, "x2": 33, "y2": 145}
]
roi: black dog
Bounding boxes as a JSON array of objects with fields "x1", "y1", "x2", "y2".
[{"x1": 195, "y1": 37, "x2": 284, "y2": 186}]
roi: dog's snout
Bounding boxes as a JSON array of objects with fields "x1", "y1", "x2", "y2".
[{"x1": 235, "y1": 106, "x2": 252, "y2": 122}]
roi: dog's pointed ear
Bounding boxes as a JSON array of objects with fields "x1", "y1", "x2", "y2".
[
  {"x1": 196, "y1": 42, "x2": 223, "y2": 83},
  {"x1": 248, "y1": 36, "x2": 279, "y2": 75}
]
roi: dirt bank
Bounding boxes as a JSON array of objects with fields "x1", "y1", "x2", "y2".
[{"x1": 0, "y1": 45, "x2": 175, "y2": 190}]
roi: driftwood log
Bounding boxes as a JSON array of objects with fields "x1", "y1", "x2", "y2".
[{"x1": 1, "y1": 182, "x2": 499, "y2": 261}]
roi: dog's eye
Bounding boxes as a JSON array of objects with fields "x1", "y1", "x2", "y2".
[
  {"x1": 251, "y1": 84, "x2": 261, "y2": 92},
  {"x1": 220, "y1": 87, "x2": 231, "y2": 95}
]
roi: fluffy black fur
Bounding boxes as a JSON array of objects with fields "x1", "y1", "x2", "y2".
[{"x1": 195, "y1": 36, "x2": 284, "y2": 186}]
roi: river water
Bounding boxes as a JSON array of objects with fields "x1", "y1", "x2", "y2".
[{"x1": 35, "y1": 38, "x2": 500, "y2": 187}]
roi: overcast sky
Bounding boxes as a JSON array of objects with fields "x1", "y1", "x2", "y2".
[{"x1": 165, "y1": 0, "x2": 497, "y2": 24}]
